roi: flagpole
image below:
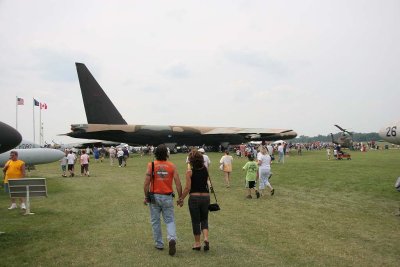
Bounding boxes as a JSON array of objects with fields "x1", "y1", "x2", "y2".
[
  {"x1": 41, "y1": 122, "x2": 44, "y2": 147},
  {"x1": 39, "y1": 106, "x2": 42, "y2": 146},
  {"x1": 16, "y1": 96, "x2": 18, "y2": 130},
  {"x1": 33, "y1": 98, "x2": 36, "y2": 144}
]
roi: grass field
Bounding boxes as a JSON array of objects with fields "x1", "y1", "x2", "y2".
[{"x1": 0, "y1": 149, "x2": 399, "y2": 267}]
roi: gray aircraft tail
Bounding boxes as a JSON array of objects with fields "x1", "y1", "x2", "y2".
[{"x1": 75, "y1": 63, "x2": 127, "y2": 125}]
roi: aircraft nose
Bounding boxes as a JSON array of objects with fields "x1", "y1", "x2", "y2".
[{"x1": 0, "y1": 122, "x2": 22, "y2": 153}]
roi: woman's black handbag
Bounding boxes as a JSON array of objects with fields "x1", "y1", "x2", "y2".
[
  {"x1": 208, "y1": 176, "x2": 220, "y2": 212},
  {"x1": 208, "y1": 203, "x2": 220, "y2": 212}
]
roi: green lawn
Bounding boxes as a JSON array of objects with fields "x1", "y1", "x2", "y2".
[{"x1": 0, "y1": 149, "x2": 399, "y2": 266}]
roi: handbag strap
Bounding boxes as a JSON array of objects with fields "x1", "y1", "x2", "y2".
[
  {"x1": 151, "y1": 161, "x2": 155, "y2": 193},
  {"x1": 208, "y1": 174, "x2": 218, "y2": 203}
]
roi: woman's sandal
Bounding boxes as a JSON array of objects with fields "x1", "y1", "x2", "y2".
[{"x1": 203, "y1": 241, "x2": 209, "y2": 251}]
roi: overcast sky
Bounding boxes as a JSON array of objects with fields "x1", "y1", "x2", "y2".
[{"x1": 0, "y1": 0, "x2": 399, "y2": 145}]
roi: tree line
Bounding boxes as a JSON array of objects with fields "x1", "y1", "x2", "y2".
[{"x1": 290, "y1": 132, "x2": 380, "y2": 143}]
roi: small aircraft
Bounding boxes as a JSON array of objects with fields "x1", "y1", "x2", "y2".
[
  {"x1": 65, "y1": 63, "x2": 297, "y2": 147},
  {"x1": 330, "y1": 124, "x2": 353, "y2": 148},
  {"x1": 0, "y1": 139, "x2": 65, "y2": 167},
  {"x1": 379, "y1": 121, "x2": 400, "y2": 145},
  {"x1": 0, "y1": 121, "x2": 22, "y2": 154}
]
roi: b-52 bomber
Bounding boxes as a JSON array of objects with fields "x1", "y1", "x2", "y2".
[{"x1": 65, "y1": 63, "x2": 297, "y2": 147}]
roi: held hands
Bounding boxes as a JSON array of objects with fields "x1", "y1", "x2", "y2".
[{"x1": 177, "y1": 198, "x2": 184, "y2": 207}]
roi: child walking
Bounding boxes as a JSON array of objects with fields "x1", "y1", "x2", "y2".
[{"x1": 242, "y1": 154, "x2": 260, "y2": 199}]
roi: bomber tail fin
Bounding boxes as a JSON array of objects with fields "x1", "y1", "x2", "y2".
[{"x1": 75, "y1": 63, "x2": 127, "y2": 125}]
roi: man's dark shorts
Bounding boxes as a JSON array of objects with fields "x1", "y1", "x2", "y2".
[{"x1": 246, "y1": 180, "x2": 256, "y2": 189}]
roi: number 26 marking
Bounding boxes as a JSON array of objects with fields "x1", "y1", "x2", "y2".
[{"x1": 386, "y1": 126, "x2": 397, "y2": 137}]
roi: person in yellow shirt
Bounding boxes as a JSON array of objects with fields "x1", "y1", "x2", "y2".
[{"x1": 2, "y1": 150, "x2": 26, "y2": 210}]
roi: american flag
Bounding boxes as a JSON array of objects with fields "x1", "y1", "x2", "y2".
[{"x1": 17, "y1": 97, "x2": 24, "y2": 105}]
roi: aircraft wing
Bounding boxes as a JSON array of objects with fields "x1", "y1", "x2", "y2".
[
  {"x1": 203, "y1": 127, "x2": 293, "y2": 135},
  {"x1": 63, "y1": 140, "x2": 121, "y2": 149},
  {"x1": 202, "y1": 127, "x2": 297, "y2": 141}
]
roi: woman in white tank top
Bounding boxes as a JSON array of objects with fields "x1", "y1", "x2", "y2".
[{"x1": 257, "y1": 146, "x2": 274, "y2": 197}]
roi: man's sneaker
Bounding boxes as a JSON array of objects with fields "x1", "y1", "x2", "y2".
[
  {"x1": 271, "y1": 189, "x2": 275, "y2": 196},
  {"x1": 168, "y1": 239, "x2": 176, "y2": 256},
  {"x1": 256, "y1": 191, "x2": 260, "y2": 199},
  {"x1": 8, "y1": 203, "x2": 17, "y2": 210},
  {"x1": 20, "y1": 203, "x2": 26, "y2": 210}
]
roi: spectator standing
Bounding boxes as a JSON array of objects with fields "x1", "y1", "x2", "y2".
[
  {"x1": 257, "y1": 146, "x2": 274, "y2": 197},
  {"x1": 3, "y1": 151, "x2": 26, "y2": 210},
  {"x1": 60, "y1": 151, "x2": 68, "y2": 177},
  {"x1": 278, "y1": 143, "x2": 285, "y2": 163},
  {"x1": 109, "y1": 146, "x2": 116, "y2": 166},
  {"x1": 80, "y1": 150, "x2": 90, "y2": 176},
  {"x1": 122, "y1": 146, "x2": 129, "y2": 167},
  {"x1": 99, "y1": 146, "x2": 106, "y2": 162},
  {"x1": 198, "y1": 148, "x2": 211, "y2": 169},
  {"x1": 93, "y1": 147, "x2": 100, "y2": 163},
  {"x1": 117, "y1": 148, "x2": 124, "y2": 167},
  {"x1": 67, "y1": 150, "x2": 76, "y2": 177},
  {"x1": 220, "y1": 151, "x2": 233, "y2": 188},
  {"x1": 327, "y1": 147, "x2": 331, "y2": 160}
]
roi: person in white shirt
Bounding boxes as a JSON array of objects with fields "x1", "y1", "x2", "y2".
[
  {"x1": 219, "y1": 151, "x2": 233, "y2": 188},
  {"x1": 80, "y1": 150, "x2": 90, "y2": 176},
  {"x1": 109, "y1": 146, "x2": 116, "y2": 166},
  {"x1": 257, "y1": 146, "x2": 274, "y2": 196},
  {"x1": 117, "y1": 148, "x2": 124, "y2": 167},
  {"x1": 60, "y1": 151, "x2": 68, "y2": 177},
  {"x1": 66, "y1": 150, "x2": 76, "y2": 177},
  {"x1": 278, "y1": 143, "x2": 285, "y2": 163},
  {"x1": 199, "y1": 148, "x2": 213, "y2": 191},
  {"x1": 198, "y1": 148, "x2": 211, "y2": 169}
]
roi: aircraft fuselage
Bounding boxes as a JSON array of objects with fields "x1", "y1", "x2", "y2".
[
  {"x1": 379, "y1": 122, "x2": 400, "y2": 145},
  {"x1": 67, "y1": 124, "x2": 297, "y2": 146}
]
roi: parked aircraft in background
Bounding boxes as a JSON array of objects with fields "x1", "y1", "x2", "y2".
[
  {"x1": 330, "y1": 124, "x2": 353, "y2": 148},
  {"x1": 379, "y1": 121, "x2": 400, "y2": 145},
  {"x1": 0, "y1": 121, "x2": 22, "y2": 154},
  {"x1": 0, "y1": 139, "x2": 65, "y2": 167},
  {"x1": 51, "y1": 139, "x2": 120, "y2": 150},
  {"x1": 66, "y1": 63, "x2": 297, "y2": 147}
]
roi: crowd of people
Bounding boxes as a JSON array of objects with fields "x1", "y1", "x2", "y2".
[
  {"x1": 142, "y1": 143, "x2": 281, "y2": 256},
  {"x1": 5, "y1": 139, "x2": 391, "y2": 256}
]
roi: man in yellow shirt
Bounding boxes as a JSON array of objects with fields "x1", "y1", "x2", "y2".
[{"x1": 3, "y1": 150, "x2": 26, "y2": 210}]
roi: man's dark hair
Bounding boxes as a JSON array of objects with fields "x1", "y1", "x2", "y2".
[{"x1": 154, "y1": 144, "x2": 168, "y2": 160}]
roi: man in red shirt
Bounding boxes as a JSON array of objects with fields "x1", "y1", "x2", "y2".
[{"x1": 144, "y1": 144, "x2": 182, "y2": 256}]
